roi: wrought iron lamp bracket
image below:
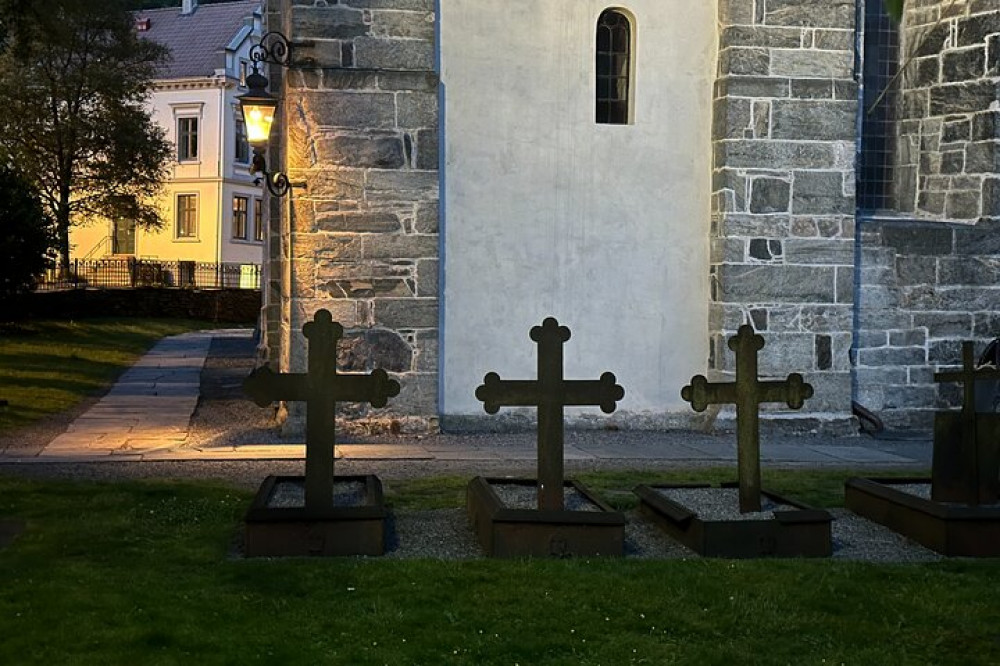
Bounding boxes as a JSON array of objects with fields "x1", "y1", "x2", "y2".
[
  {"x1": 250, "y1": 148, "x2": 291, "y2": 198},
  {"x1": 249, "y1": 32, "x2": 314, "y2": 68}
]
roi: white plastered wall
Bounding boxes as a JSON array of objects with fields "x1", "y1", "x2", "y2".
[{"x1": 440, "y1": 0, "x2": 717, "y2": 423}]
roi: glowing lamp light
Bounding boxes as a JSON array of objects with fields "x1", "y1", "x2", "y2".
[
  {"x1": 243, "y1": 103, "x2": 274, "y2": 146},
  {"x1": 237, "y1": 67, "x2": 278, "y2": 147},
  {"x1": 236, "y1": 63, "x2": 289, "y2": 197}
]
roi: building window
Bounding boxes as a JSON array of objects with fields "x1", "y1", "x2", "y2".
[
  {"x1": 235, "y1": 118, "x2": 250, "y2": 164},
  {"x1": 596, "y1": 9, "x2": 632, "y2": 125},
  {"x1": 176, "y1": 194, "x2": 198, "y2": 238},
  {"x1": 177, "y1": 117, "x2": 199, "y2": 161},
  {"x1": 857, "y1": 0, "x2": 901, "y2": 213},
  {"x1": 239, "y1": 60, "x2": 249, "y2": 88},
  {"x1": 233, "y1": 195, "x2": 248, "y2": 240},
  {"x1": 253, "y1": 198, "x2": 264, "y2": 241}
]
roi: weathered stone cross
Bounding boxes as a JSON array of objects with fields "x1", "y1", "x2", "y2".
[
  {"x1": 933, "y1": 342, "x2": 1000, "y2": 505},
  {"x1": 244, "y1": 309, "x2": 400, "y2": 510},
  {"x1": 475, "y1": 317, "x2": 625, "y2": 511},
  {"x1": 681, "y1": 324, "x2": 813, "y2": 513}
]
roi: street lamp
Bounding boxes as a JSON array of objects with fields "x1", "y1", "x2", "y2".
[{"x1": 237, "y1": 62, "x2": 290, "y2": 197}]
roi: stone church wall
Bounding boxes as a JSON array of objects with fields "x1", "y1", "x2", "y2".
[
  {"x1": 265, "y1": 0, "x2": 439, "y2": 432},
  {"x1": 856, "y1": 218, "x2": 1000, "y2": 429},
  {"x1": 894, "y1": 0, "x2": 999, "y2": 220},
  {"x1": 854, "y1": 0, "x2": 1000, "y2": 430},
  {"x1": 710, "y1": 0, "x2": 858, "y2": 430},
  {"x1": 260, "y1": 0, "x2": 999, "y2": 434}
]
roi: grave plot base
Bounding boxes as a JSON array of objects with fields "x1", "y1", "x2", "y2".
[
  {"x1": 845, "y1": 477, "x2": 1000, "y2": 557},
  {"x1": 634, "y1": 483, "x2": 833, "y2": 558},
  {"x1": 466, "y1": 477, "x2": 625, "y2": 558},
  {"x1": 244, "y1": 475, "x2": 386, "y2": 557}
]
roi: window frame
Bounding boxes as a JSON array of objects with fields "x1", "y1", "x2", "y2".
[
  {"x1": 595, "y1": 8, "x2": 635, "y2": 126},
  {"x1": 176, "y1": 193, "x2": 199, "y2": 239},
  {"x1": 177, "y1": 116, "x2": 200, "y2": 162},
  {"x1": 232, "y1": 195, "x2": 249, "y2": 240},
  {"x1": 253, "y1": 197, "x2": 264, "y2": 242},
  {"x1": 235, "y1": 115, "x2": 250, "y2": 165}
]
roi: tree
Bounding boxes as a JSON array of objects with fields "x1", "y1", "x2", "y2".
[
  {"x1": 0, "y1": 0, "x2": 171, "y2": 276},
  {"x1": 0, "y1": 166, "x2": 55, "y2": 300}
]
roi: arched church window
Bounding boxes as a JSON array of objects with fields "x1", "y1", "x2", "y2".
[{"x1": 596, "y1": 9, "x2": 632, "y2": 125}]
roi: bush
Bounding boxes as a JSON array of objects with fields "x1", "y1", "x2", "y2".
[{"x1": 0, "y1": 168, "x2": 55, "y2": 299}]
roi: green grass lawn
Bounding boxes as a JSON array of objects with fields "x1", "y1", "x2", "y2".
[
  {"x1": 0, "y1": 318, "x2": 216, "y2": 431},
  {"x1": 1, "y1": 472, "x2": 997, "y2": 665}
]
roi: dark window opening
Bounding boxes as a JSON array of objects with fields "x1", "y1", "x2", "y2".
[
  {"x1": 177, "y1": 117, "x2": 199, "y2": 162},
  {"x1": 253, "y1": 198, "x2": 264, "y2": 242},
  {"x1": 233, "y1": 195, "x2": 248, "y2": 240},
  {"x1": 596, "y1": 9, "x2": 631, "y2": 125},
  {"x1": 857, "y1": 0, "x2": 901, "y2": 213},
  {"x1": 113, "y1": 218, "x2": 136, "y2": 255},
  {"x1": 235, "y1": 118, "x2": 249, "y2": 164}
]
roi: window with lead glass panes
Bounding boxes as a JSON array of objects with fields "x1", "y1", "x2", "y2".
[
  {"x1": 177, "y1": 117, "x2": 199, "y2": 161},
  {"x1": 596, "y1": 9, "x2": 632, "y2": 125},
  {"x1": 233, "y1": 195, "x2": 248, "y2": 240},
  {"x1": 235, "y1": 117, "x2": 249, "y2": 164},
  {"x1": 176, "y1": 194, "x2": 197, "y2": 238},
  {"x1": 857, "y1": 0, "x2": 901, "y2": 213},
  {"x1": 253, "y1": 198, "x2": 264, "y2": 241}
]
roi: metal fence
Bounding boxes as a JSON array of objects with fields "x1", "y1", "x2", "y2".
[{"x1": 37, "y1": 259, "x2": 261, "y2": 291}]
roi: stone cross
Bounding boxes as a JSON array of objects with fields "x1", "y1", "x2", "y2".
[
  {"x1": 933, "y1": 341, "x2": 1000, "y2": 505},
  {"x1": 244, "y1": 309, "x2": 400, "y2": 510},
  {"x1": 681, "y1": 324, "x2": 813, "y2": 513},
  {"x1": 475, "y1": 317, "x2": 625, "y2": 511}
]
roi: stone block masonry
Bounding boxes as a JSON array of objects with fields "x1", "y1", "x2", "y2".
[
  {"x1": 264, "y1": 0, "x2": 439, "y2": 433},
  {"x1": 853, "y1": 0, "x2": 1000, "y2": 431},
  {"x1": 855, "y1": 218, "x2": 1000, "y2": 430},
  {"x1": 894, "y1": 0, "x2": 1000, "y2": 220},
  {"x1": 711, "y1": 0, "x2": 858, "y2": 430}
]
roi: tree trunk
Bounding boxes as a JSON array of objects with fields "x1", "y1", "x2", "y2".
[{"x1": 57, "y1": 172, "x2": 71, "y2": 278}]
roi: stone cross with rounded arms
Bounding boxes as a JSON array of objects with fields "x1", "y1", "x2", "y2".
[
  {"x1": 244, "y1": 309, "x2": 400, "y2": 511},
  {"x1": 475, "y1": 317, "x2": 625, "y2": 511},
  {"x1": 682, "y1": 324, "x2": 813, "y2": 513}
]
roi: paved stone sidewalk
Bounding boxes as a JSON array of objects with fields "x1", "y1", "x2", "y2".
[
  {"x1": 31, "y1": 330, "x2": 221, "y2": 460},
  {"x1": 3, "y1": 329, "x2": 933, "y2": 466}
]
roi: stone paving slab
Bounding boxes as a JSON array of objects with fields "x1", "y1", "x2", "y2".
[
  {"x1": 21, "y1": 330, "x2": 214, "y2": 459},
  {"x1": 423, "y1": 447, "x2": 539, "y2": 461},
  {"x1": 808, "y1": 445, "x2": 915, "y2": 464},
  {"x1": 337, "y1": 445, "x2": 434, "y2": 460},
  {"x1": 760, "y1": 444, "x2": 843, "y2": 463},
  {"x1": 677, "y1": 440, "x2": 737, "y2": 459},
  {"x1": 574, "y1": 442, "x2": 710, "y2": 460},
  {"x1": 141, "y1": 445, "x2": 309, "y2": 461}
]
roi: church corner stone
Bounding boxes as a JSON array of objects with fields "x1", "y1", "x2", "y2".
[
  {"x1": 264, "y1": 0, "x2": 440, "y2": 434},
  {"x1": 710, "y1": 0, "x2": 858, "y2": 432}
]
